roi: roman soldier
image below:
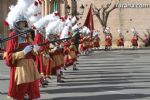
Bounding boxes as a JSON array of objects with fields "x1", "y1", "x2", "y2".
[
  {"x1": 79, "y1": 34, "x2": 84, "y2": 55},
  {"x1": 104, "y1": 27, "x2": 112, "y2": 51},
  {"x1": 63, "y1": 40, "x2": 71, "y2": 68},
  {"x1": 61, "y1": 16, "x2": 78, "y2": 71},
  {"x1": 51, "y1": 42, "x2": 65, "y2": 82},
  {"x1": 72, "y1": 29, "x2": 80, "y2": 56},
  {"x1": 131, "y1": 28, "x2": 138, "y2": 49},
  {"x1": 131, "y1": 34, "x2": 138, "y2": 49},
  {"x1": 93, "y1": 31, "x2": 100, "y2": 50},
  {"x1": 44, "y1": 38, "x2": 52, "y2": 80},
  {"x1": 70, "y1": 39, "x2": 78, "y2": 70},
  {"x1": 33, "y1": 29, "x2": 49, "y2": 87},
  {"x1": 93, "y1": 35, "x2": 100, "y2": 50},
  {"x1": 4, "y1": 15, "x2": 41, "y2": 100},
  {"x1": 117, "y1": 29, "x2": 124, "y2": 48}
]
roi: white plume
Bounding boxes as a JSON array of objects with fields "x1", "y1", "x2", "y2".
[
  {"x1": 71, "y1": 16, "x2": 77, "y2": 24},
  {"x1": 60, "y1": 26, "x2": 69, "y2": 39},
  {"x1": 65, "y1": 16, "x2": 72, "y2": 27},
  {"x1": 72, "y1": 24, "x2": 78, "y2": 32},
  {"x1": 54, "y1": 20, "x2": 65, "y2": 34},
  {"x1": 46, "y1": 19, "x2": 61, "y2": 36},
  {"x1": 33, "y1": 12, "x2": 59, "y2": 29},
  {"x1": 6, "y1": 0, "x2": 34, "y2": 28},
  {"x1": 26, "y1": 2, "x2": 42, "y2": 17},
  {"x1": 86, "y1": 28, "x2": 91, "y2": 34},
  {"x1": 80, "y1": 26, "x2": 91, "y2": 35},
  {"x1": 93, "y1": 31, "x2": 99, "y2": 37},
  {"x1": 104, "y1": 27, "x2": 110, "y2": 33},
  {"x1": 72, "y1": 23, "x2": 82, "y2": 32},
  {"x1": 131, "y1": 27, "x2": 136, "y2": 32},
  {"x1": 81, "y1": 26, "x2": 90, "y2": 35},
  {"x1": 29, "y1": 14, "x2": 42, "y2": 25}
]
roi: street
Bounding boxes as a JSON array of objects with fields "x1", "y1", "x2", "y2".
[{"x1": 1, "y1": 49, "x2": 150, "y2": 100}]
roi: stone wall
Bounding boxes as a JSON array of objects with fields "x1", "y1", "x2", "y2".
[
  {"x1": 73, "y1": 0, "x2": 150, "y2": 47},
  {"x1": 1, "y1": 0, "x2": 150, "y2": 47},
  {"x1": 0, "y1": 0, "x2": 17, "y2": 37}
]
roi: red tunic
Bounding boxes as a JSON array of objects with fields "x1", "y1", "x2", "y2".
[
  {"x1": 43, "y1": 39, "x2": 52, "y2": 76},
  {"x1": 131, "y1": 36, "x2": 138, "y2": 46},
  {"x1": 117, "y1": 37, "x2": 124, "y2": 46},
  {"x1": 83, "y1": 38, "x2": 88, "y2": 51},
  {"x1": 94, "y1": 37, "x2": 100, "y2": 47},
  {"x1": 64, "y1": 41, "x2": 77, "y2": 67},
  {"x1": 89, "y1": 38, "x2": 93, "y2": 49},
  {"x1": 5, "y1": 32, "x2": 40, "y2": 100},
  {"x1": 5, "y1": 32, "x2": 17, "y2": 98},
  {"x1": 105, "y1": 34, "x2": 112, "y2": 46},
  {"x1": 51, "y1": 47, "x2": 64, "y2": 75},
  {"x1": 34, "y1": 33, "x2": 46, "y2": 75}
]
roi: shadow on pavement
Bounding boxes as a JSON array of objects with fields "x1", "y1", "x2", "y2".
[{"x1": 42, "y1": 94, "x2": 150, "y2": 100}]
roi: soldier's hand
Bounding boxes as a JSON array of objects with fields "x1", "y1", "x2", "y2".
[{"x1": 23, "y1": 45, "x2": 33, "y2": 55}]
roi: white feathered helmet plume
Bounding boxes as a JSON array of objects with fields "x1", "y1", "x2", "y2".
[
  {"x1": 56, "y1": 17, "x2": 65, "y2": 34},
  {"x1": 78, "y1": 26, "x2": 90, "y2": 36},
  {"x1": 65, "y1": 16, "x2": 72, "y2": 26},
  {"x1": 46, "y1": 16, "x2": 66, "y2": 39},
  {"x1": 60, "y1": 25, "x2": 71, "y2": 39},
  {"x1": 118, "y1": 28, "x2": 123, "y2": 35},
  {"x1": 5, "y1": 0, "x2": 34, "y2": 29},
  {"x1": 72, "y1": 23, "x2": 82, "y2": 32},
  {"x1": 46, "y1": 19, "x2": 61, "y2": 36},
  {"x1": 131, "y1": 27, "x2": 138, "y2": 35},
  {"x1": 131, "y1": 27, "x2": 137, "y2": 35},
  {"x1": 71, "y1": 16, "x2": 78, "y2": 25},
  {"x1": 82, "y1": 26, "x2": 91, "y2": 35},
  {"x1": 59, "y1": 16, "x2": 79, "y2": 39},
  {"x1": 71, "y1": 23, "x2": 82, "y2": 37},
  {"x1": 26, "y1": 0, "x2": 42, "y2": 17},
  {"x1": 104, "y1": 27, "x2": 110, "y2": 34},
  {"x1": 33, "y1": 11, "x2": 59, "y2": 30},
  {"x1": 54, "y1": 17, "x2": 65, "y2": 35},
  {"x1": 86, "y1": 28, "x2": 91, "y2": 35},
  {"x1": 78, "y1": 26, "x2": 86, "y2": 35},
  {"x1": 29, "y1": 15, "x2": 42, "y2": 26},
  {"x1": 26, "y1": 0, "x2": 42, "y2": 25},
  {"x1": 93, "y1": 30, "x2": 98, "y2": 37}
]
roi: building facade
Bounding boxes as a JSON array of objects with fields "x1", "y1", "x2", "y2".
[
  {"x1": 68, "y1": 0, "x2": 150, "y2": 47},
  {"x1": 41, "y1": 0, "x2": 68, "y2": 16},
  {"x1": 1, "y1": 0, "x2": 150, "y2": 47},
  {"x1": 0, "y1": 0, "x2": 17, "y2": 37}
]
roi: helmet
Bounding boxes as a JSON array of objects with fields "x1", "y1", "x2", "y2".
[
  {"x1": 15, "y1": 15, "x2": 27, "y2": 23},
  {"x1": 14, "y1": 15, "x2": 28, "y2": 30},
  {"x1": 104, "y1": 27, "x2": 110, "y2": 34}
]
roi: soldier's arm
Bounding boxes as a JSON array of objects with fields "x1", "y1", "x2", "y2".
[{"x1": 5, "y1": 51, "x2": 25, "y2": 67}]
